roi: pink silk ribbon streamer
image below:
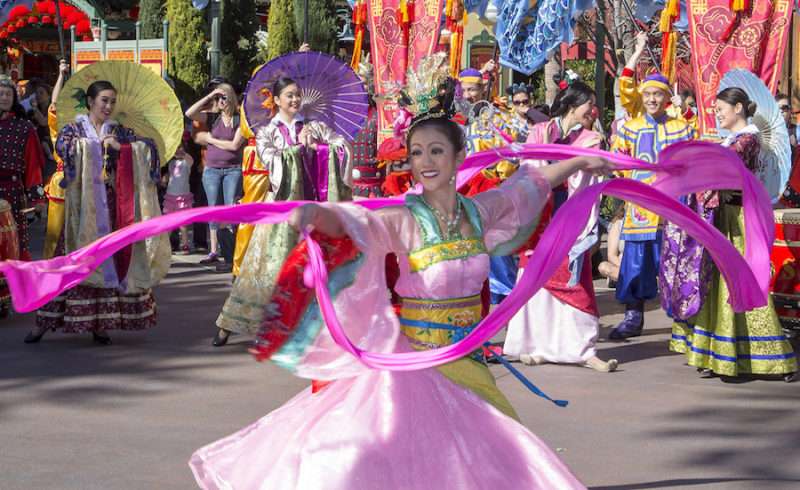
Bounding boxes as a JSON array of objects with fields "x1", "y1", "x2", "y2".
[{"x1": 0, "y1": 142, "x2": 773, "y2": 371}]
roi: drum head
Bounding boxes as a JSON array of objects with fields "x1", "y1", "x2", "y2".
[{"x1": 774, "y1": 209, "x2": 800, "y2": 224}]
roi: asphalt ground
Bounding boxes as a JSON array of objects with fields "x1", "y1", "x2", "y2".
[{"x1": 1, "y1": 219, "x2": 798, "y2": 490}]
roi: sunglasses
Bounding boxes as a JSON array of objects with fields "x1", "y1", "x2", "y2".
[
  {"x1": 512, "y1": 99, "x2": 530, "y2": 106},
  {"x1": 780, "y1": 105, "x2": 791, "y2": 111},
  {"x1": 215, "y1": 95, "x2": 229, "y2": 102}
]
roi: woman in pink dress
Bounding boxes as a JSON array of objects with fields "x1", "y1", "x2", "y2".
[
  {"x1": 189, "y1": 102, "x2": 614, "y2": 488},
  {"x1": 504, "y1": 82, "x2": 618, "y2": 372}
]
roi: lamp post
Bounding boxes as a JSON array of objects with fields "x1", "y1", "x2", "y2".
[{"x1": 209, "y1": 0, "x2": 221, "y2": 77}]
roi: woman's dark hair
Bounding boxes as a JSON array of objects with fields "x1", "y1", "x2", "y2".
[
  {"x1": 86, "y1": 80, "x2": 117, "y2": 109},
  {"x1": 407, "y1": 115, "x2": 466, "y2": 153},
  {"x1": 0, "y1": 81, "x2": 26, "y2": 118},
  {"x1": 551, "y1": 81, "x2": 595, "y2": 118},
  {"x1": 506, "y1": 83, "x2": 532, "y2": 97},
  {"x1": 272, "y1": 77, "x2": 299, "y2": 97},
  {"x1": 717, "y1": 87, "x2": 756, "y2": 118},
  {"x1": 534, "y1": 104, "x2": 551, "y2": 117}
]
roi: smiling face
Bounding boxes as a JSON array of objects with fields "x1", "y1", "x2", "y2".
[
  {"x1": 275, "y1": 83, "x2": 301, "y2": 118},
  {"x1": 0, "y1": 86, "x2": 14, "y2": 112},
  {"x1": 462, "y1": 81, "x2": 484, "y2": 104},
  {"x1": 567, "y1": 95, "x2": 596, "y2": 129},
  {"x1": 511, "y1": 92, "x2": 531, "y2": 118},
  {"x1": 408, "y1": 126, "x2": 464, "y2": 194},
  {"x1": 641, "y1": 86, "x2": 668, "y2": 118},
  {"x1": 778, "y1": 97, "x2": 792, "y2": 125},
  {"x1": 88, "y1": 89, "x2": 117, "y2": 122},
  {"x1": 714, "y1": 98, "x2": 743, "y2": 130}
]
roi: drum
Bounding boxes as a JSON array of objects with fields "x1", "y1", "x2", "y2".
[
  {"x1": 771, "y1": 209, "x2": 800, "y2": 332},
  {"x1": 0, "y1": 199, "x2": 19, "y2": 261},
  {"x1": 0, "y1": 198, "x2": 19, "y2": 314}
]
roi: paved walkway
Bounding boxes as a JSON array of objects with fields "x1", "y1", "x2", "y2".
[{"x1": 1, "y1": 224, "x2": 798, "y2": 489}]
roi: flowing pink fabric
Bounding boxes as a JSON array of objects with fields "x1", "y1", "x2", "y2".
[
  {"x1": 0, "y1": 142, "x2": 772, "y2": 372},
  {"x1": 189, "y1": 343, "x2": 586, "y2": 490}
]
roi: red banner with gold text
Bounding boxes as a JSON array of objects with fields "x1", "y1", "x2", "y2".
[
  {"x1": 688, "y1": 0, "x2": 793, "y2": 136},
  {"x1": 368, "y1": 0, "x2": 444, "y2": 143}
]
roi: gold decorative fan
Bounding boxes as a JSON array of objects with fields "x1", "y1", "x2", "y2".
[{"x1": 57, "y1": 61, "x2": 183, "y2": 163}]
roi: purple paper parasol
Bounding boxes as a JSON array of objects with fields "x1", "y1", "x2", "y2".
[{"x1": 243, "y1": 51, "x2": 369, "y2": 141}]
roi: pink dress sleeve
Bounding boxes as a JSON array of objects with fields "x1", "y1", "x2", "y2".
[
  {"x1": 279, "y1": 202, "x2": 403, "y2": 380},
  {"x1": 472, "y1": 164, "x2": 552, "y2": 256}
]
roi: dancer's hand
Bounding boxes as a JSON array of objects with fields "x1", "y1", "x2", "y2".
[
  {"x1": 289, "y1": 203, "x2": 321, "y2": 232},
  {"x1": 634, "y1": 31, "x2": 648, "y2": 55},
  {"x1": 102, "y1": 135, "x2": 121, "y2": 151},
  {"x1": 581, "y1": 157, "x2": 614, "y2": 176},
  {"x1": 290, "y1": 203, "x2": 345, "y2": 237},
  {"x1": 481, "y1": 59, "x2": 497, "y2": 74},
  {"x1": 298, "y1": 127, "x2": 310, "y2": 147}
]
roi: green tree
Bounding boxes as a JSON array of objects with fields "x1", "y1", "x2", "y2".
[
  {"x1": 139, "y1": 0, "x2": 164, "y2": 39},
  {"x1": 293, "y1": 0, "x2": 337, "y2": 54},
  {"x1": 166, "y1": 0, "x2": 208, "y2": 103},
  {"x1": 220, "y1": 0, "x2": 260, "y2": 89},
  {"x1": 267, "y1": 0, "x2": 298, "y2": 60}
]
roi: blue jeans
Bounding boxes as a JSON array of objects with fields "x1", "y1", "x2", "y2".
[{"x1": 202, "y1": 166, "x2": 243, "y2": 231}]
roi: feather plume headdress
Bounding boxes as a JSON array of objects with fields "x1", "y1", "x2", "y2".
[
  {"x1": 402, "y1": 52, "x2": 450, "y2": 116},
  {"x1": 357, "y1": 54, "x2": 374, "y2": 88},
  {"x1": 376, "y1": 53, "x2": 454, "y2": 140}
]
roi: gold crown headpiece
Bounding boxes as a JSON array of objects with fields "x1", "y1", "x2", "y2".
[{"x1": 402, "y1": 52, "x2": 449, "y2": 116}]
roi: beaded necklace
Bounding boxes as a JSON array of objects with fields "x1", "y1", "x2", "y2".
[{"x1": 420, "y1": 195, "x2": 463, "y2": 240}]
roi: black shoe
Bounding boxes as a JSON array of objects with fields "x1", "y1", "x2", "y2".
[
  {"x1": 212, "y1": 329, "x2": 231, "y2": 347},
  {"x1": 215, "y1": 262, "x2": 233, "y2": 274},
  {"x1": 784, "y1": 372, "x2": 798, "y2": 383},
  {"x1": 199, "y1": 253, "x2": 221, "y2": 265},
  {"x1": 92, "y1": 332, "x2": 113, "y2": 345},
  {"x1": 0, "y1": 303, "x2": 9, "y2": 319},
  {"x1": 24, "y1": 329, "x2": 46, "y2": 344},
  {"x1": 697, "y1": 368, "x2": 716, "y2": 378}
]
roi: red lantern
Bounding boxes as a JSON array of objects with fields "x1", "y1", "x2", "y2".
[
  {"x1": 61, "y1": 4, "x2": 76, "y2": 17},
  {"x1": 41, "y1": 15, "x2": 53, "y2": 24},
  {"x1": 65, "y1": 11, "x2": 82, "y2": 28},
  {"x1": 76, "y1": 19, "x2": 90, "y2": 35},
  {"x1": 8, "y1": 5, "x2": 31, "y2": 22},
  {"x1": 7, "y1": 25, "x2": 16, "y2": 34},
  {"x1": 0, "y1": 31, "x2": 7, "y2": 40},
  {"x1": 42, "y1": 1, "x2": 56, "y2": 15},
  {"x1": 15, "y1": 19, "x2": 26, "y2": 28},
  {"x1": 28, "y1": 15, "x2": 39, "y2": 24}
]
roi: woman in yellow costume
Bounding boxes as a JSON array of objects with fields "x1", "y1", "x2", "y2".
[
  {"x1": 231, "y1": 104, "x2": 270, "y2": 277},
  {"x1": 42, "y1": 60, "x2": 69, "y2": 260}
]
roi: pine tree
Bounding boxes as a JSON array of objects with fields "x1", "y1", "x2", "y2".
[
  {"x1": 267, "y1": 0, "x2": 298, "y2": 60},
  {"x1": 220, "y1": 0, "x2": 260, "y2": 90},
  {"x1": 293, "y1": 0, "x2": 336, "y2": 54},
  {"x1": 166, "y1": 0, "x2": 208, "y2": 103},
  {"x1": 139, "y1": 0, "x2": 164, "y2": 39}
]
